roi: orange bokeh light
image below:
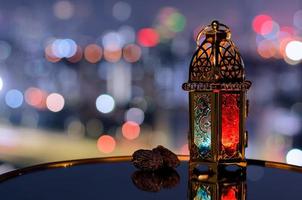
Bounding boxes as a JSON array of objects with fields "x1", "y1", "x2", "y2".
[
  {"x1": 257, "y1": 40, "x2": 276, "y2": 59},
  {"x1": 68, "y1": 45, "x2": 83, "y2": 63},
  {"x1": 84, "y1": 44, "x2": 102, "y2": 63},
  {"x1": 25, "y1": 87, "x2": 47, "y2": 109},
  {"x1": 104, "y1": 48, "x2": 122, "y2": 63},
  {"x1": 122, "y1": 121, "x2": 140, "y2": 140},
  {"x1": 123, "y1": 44, "x2": 142, "y2": 63},
  {"x1": 45, "y1": 44, "x2": 61, "y2": 63},
  {"x1": 97, "y1": 135, "x2": 116, "y2": 153}
]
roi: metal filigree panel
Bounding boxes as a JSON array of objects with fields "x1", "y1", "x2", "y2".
[
  {"x1": 218, "y1": 40, "x2": 244, "y2": 81},
  {"x1": 192, "y1": 93, "x2": 212, "y2": 159},
  {"x1": 190, "y1": 42, "x2": 214, "y2": 82},
  {"x1": 189, "y1": 38, "x2": 244, "y2": 83}
]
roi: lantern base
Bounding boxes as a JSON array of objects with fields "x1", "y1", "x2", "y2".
[{"x1": 189, "y1": 160, "x2": 246, "y2": 182}]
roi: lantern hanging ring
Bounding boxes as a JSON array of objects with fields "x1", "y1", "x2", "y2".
[{"x1": 195, "y1": 20, "x2": 231, "y2": 46}]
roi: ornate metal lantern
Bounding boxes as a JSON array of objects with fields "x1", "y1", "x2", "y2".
[{"x1": 182, "y1": 21, "x2": 251, "y2": 168}]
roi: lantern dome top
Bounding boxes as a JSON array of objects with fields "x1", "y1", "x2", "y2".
[{"x1": 183, "y1": 21, "x2": 251, "y2": 91}]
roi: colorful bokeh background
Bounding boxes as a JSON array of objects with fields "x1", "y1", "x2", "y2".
[{"x1": 0, "y1": 0, "x2": 301, "y2": 173}]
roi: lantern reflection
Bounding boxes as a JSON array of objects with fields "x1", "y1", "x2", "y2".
[{"x1": 189, "y1": 163, "x2": 246, "y2": 200}]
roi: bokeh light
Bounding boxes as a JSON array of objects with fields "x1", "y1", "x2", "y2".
[
  {"x1": 165, "y1": 12, "x2": 186, "y2": 33},
  {"x1": 67, "y1": 119, "x2": 85, "y2": 138},
  {"x1": 5, "y1": 89, "x2": 23, "y2": 109},
  {"x1": 0, "y1": 76, "x2": 3, "y2": 91},
  {"x1": 137, "y1": 28, "x2": 159, "y2": 47},
  {"x1": 52, "y1": 39, "x2": 77, "y2": 58},
  {"x1": 97, "y1": 135, "x2": 116, "y2": 153},
  {"x1": 84, "y1": 44, "x2": 102, "y2": 63},
  {"x1": 285, "y1": 40, "x2": 302, "y2": 62},
  {"x1": 96, "y1": 94, "x2": 115, "y2": 114},
  {"x1": 0, "y1": 41, "x2": 12, "y2": 61},
  {"x1": 102, "y1": 31, "x2": 124, "y2": 51},
  {"x1": 122, "y1": 121, "x2": 140, "y2": 140},
  {"x1": 67, "y1": 46, "x2": 83, "y2": 63},
  {"x1": 53, "y1": 1, "x2": 75, "y2": 20},
  {"x1": 123, "y1": 44, "x2": 141, "y2": 63},
  {"x1": 25, "y1": 87, "x2": 47, "y2": 109},
  {"x1": 104, "y1": 49, "x2": 122, "y2": 63},
  {"x1": 293, "y1": 10, "x2": 302, "y2": 30},
  {"x1": 261, "y1": 20, "x2": 279, "y2": 39},
  {"x1": 286, "y1": 149, "x2": 302, "y2": 166},
  {"x1": 119, "y1": 26, "x2": 136, "y2": 44},
  {"x1": 46, "y1": 93, "x2": 65, "y2": 112},
  {"x1": 86, "y1": 118, "x2": 103, "y2": 138},
  {"x1": 257, "y1": 40, "x2": 277, "y2": 58},
  {"x1": 112, "y1": 1, "x2": 131, "y2": 22},
  {"x1": 125, "y1": 107, "x2": 144, "y2": 125},
  {"x1": 252, "y1": 14, "x2": 273, "y2": 34},
  {"x1": 45, "y1": 43, "x2": 61, "y2": 63}
]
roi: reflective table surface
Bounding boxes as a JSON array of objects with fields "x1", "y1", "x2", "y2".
[{"x1": 0, "y1": 156, "x2": 301, "y2": 199}]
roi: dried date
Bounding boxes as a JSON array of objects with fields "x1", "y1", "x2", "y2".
[{"x1": 132, "y1": 149, "x2": 163, "y2": 171}]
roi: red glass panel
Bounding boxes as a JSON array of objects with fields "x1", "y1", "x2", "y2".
[
  {"x1": 221, "y1": 186, "x2": 238, "y2": 200},
  {"x1": 221, "y1": 93, "x2": 240, "y2": 158}
]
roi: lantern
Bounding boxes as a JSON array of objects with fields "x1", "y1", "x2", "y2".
[
  {"x1": 188, "y1": 164, "x2": 246, "y2": 200},
  {"x1": 182, "y1": 21, "x2": 251, "y2": 168}
]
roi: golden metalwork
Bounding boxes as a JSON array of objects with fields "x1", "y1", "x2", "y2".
[{"x1": 183, "y1": 20, "x2": 252, "y2": 170}]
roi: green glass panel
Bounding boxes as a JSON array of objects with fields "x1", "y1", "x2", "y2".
[{"x1": 193, "y1": 93, "x2": 211, "y2": 158}]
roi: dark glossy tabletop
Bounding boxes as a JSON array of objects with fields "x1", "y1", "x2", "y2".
[{"x1": 0, "y1": 156, "x2": 301, "y2": 199}]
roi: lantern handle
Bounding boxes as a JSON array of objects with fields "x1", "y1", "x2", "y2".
[{"x1": 196, "y1": 21, "x2": 231, "y2": 46}]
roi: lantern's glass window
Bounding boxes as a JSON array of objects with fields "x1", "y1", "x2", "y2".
[
  {"x1": 195, "y1": 185, "x2": 211, "y2": 200},
  {"x1": 221, "y1": 93, "x2": 240, "y2": 158},
  {"x1": 193, "y1": 93, "x2": 211, "y2": 158}
]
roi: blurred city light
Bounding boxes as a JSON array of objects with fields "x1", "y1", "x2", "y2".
[
  {"x1": 45, "y1": 43, "x2": 61, "y2": 63},
  {"x1": 46, "y1": 93, "x2": 65, "y2": 112},
  {"x1": 137, "y1": 28, "x2": 159, "y2": 47},
  {"x1": 67, "y1": 119, "x2": 85, "y2": 138},
  {"x1": 252, "y1": 14, "x2": 273, "y2": 34},
  {"x1": 104, "y1": 48, "x2": 122, "y2": 63},
  {"x1": 122, "y1": 121, "x2": 140, "y2": 140},
  {"x1": 84, "y1": 44, "x2": 102, "y2": 63},
  {"x1": 125, "y1": 107, "x2": 144, "y2": 125},
  {"x1": 286, "y1": 149, "x2": 302, "y2": 166},
  {"x1": 53, "y1": 1, "x2": 75, "y2": 20},
  {"x1": 5, "y1": 89, "x2": 24, "y2": 109},
  {"x1": 102, "y1": 31, "x2": 124, "y2": 51},
  {"x1": 52, "y1": 39, "x2": 77, "y2": 58},
  {"x1": 86, "y1": 119, "x2": 103, "y2": 138},
  {"x1": 119, "y1": 26, "x2": 136, "y2": 44},
  {"x1": 112, "y1": 1, "x2": 132, "y2": 22},
  {"x1": 24, "y1": 87, "x2": 47, "y2": 109},
  {"x1": 123, "y1": 44, "x2": 141, "y2": 63},
  {"x1": 285, "y1": 40, "x2": 302, "y2": 62},
  {"x1": 96, "y1": 94, "x2": 115, "y2": 114},
  {"x1": 67, "y1": 46, "x2": 83, "y2": 63},
  {"x1": 97, "y1": 135, "x2": 116, "y2": 153},
  {"x1": 0, "y1": 76, "x2": 3, "y2": 91},
  {"x1": 0, "y1": 41, "x2": 12, "y2": 61},
  {"x1": 293, "y1": 10, "x2": 302, "y2": 30}
]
